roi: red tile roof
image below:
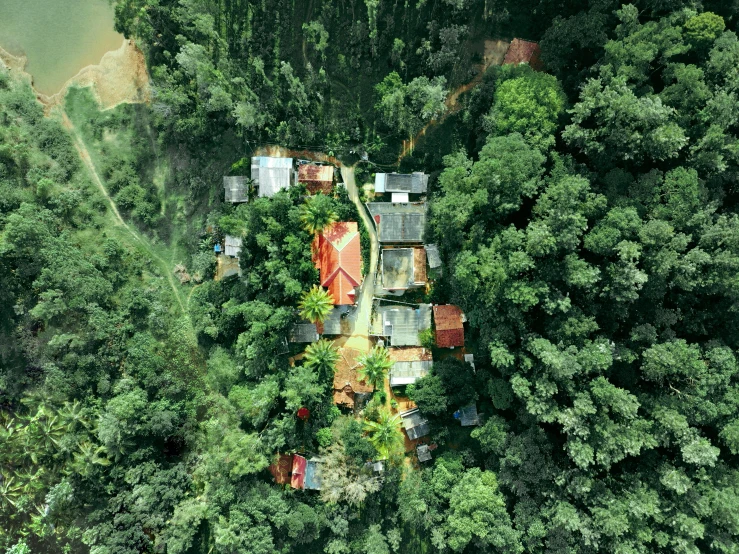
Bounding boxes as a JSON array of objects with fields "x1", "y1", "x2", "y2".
[
  {"x1": 313, "y1": 222, "x2": 362, "y2": 305},
  {"x1": 433, "y1": 305, "x2": 465, "y2": 348},
  {"x1": 503, "y1": 39, "x2": 543, "y2": 71},
  {"x1": 299, "y1": 164, "x2": 334, "y2": 194}
]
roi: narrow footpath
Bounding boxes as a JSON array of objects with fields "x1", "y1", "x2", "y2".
[{"x1": 340, "y1": 166, "x2": 379, "y2": 351}]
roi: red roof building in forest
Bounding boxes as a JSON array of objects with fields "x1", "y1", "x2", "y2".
[
  {"x1": 268, "y1": 454, "x2": 294, "y2": 485},
  {"x1": 313, "y1": 222, "x2": 362, "y2": 305},
  {"x1": 503, "y1": 38, "x2": 544, "y2": 71},
  {"x1": 299, "y1": 164, "x2": 335, "y2": 195},
  {"x1": 433, "y1": 305, "x2": 465, "y2": 348},
  {"x1": 291, "y1": 455, "x2": 307, "y2": 489}
]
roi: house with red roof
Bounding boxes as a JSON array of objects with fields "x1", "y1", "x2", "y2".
[
  {"x1": 503, "y1": 38, "x2": 544, "y2": 71},
  {"x1": 299, "y1": 164, "x2": 335, "y2": 195},
  {"x1": 313, "y1": 222, "x2": 363, "y2": 305},
  {"x1": 433, "y1": 305, "x2": 465, "y2": 348}
]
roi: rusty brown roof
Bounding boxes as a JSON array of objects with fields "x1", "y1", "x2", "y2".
[
  {"x1": 503, "y1": 38, "x2": 543, "y2": 71},
  {"x1": 413, "y1": 248, "x2": 427, "y2": 284},
  {"x1": 299, "y1": 164, "x2": 334, "y2": 195},
  {"x1": 433, "y1": 305, "x2": 465, "y2": 348}
]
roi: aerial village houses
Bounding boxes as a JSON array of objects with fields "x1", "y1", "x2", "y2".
[
  {"x1": 313, "y1": 222, "x2": 363, "y2": 306},
  {"x1": 433, "y1": 304, "x2": 465, "y2": 348},
  {"x1": 299, "y1": 163, "x2": 335, "y2": 195},
  {"x1": 223, "y1": 156, "x2": 296, "y2": 203},
  {"x1": 224, "y1": 235, "x2": 242, "y2": 258},
  {"x1": 269, "y1": 454, "x2": 321, "y2": 490}
]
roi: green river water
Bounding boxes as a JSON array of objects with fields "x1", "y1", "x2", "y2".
[{"x1": 0, "y1": 0, "x2": 123, "y2": 95}]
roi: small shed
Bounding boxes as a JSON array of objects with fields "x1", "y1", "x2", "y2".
[
  {"x1": 224, "y1": 235, "x2": 243, "y2": 258},
  {"x1": 299, "y1": 164, "x2": 335, "y2": 195},
  {"x1": 400, "y1": 408, "x2": 430, "y2": 440},
  {"x1": 454, "y1": 405, "x2": 480, "y2": 427},
  {"x1": 223, "y1": 176, "x2": 249, "y2": 203},
  {"x1": 417, "y1": 444, "x2": 433, "y2": 462},
  {"x1": 365, "y1": 460, "x2": 385, "y2": 473},
  {"x1": 503, "y1": 38, "x2": 543, "y2": 71},
  {"x1": 433, "y1": 305, "x2": 465, "y2": 348},
  {"x1": 289, "y1": 323, "x2": 320, "y2": 343},
  {"x1": 425, "y1": 244, "x2": 442, "y2": 269},
  {"x1": 391, "y1": 193, "x2": 410, "y2": 203},
  {"x1": 464, "y1": 353, "x2": 475, "y2": 370}
]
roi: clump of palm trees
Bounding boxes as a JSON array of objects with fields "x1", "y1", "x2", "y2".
[
  {"x1": 357, "y1": 346, "x2": 394, "y2": 391},
  {"x1": 363, "y1": 408, "x2": 403, "y2": 459},
  {"x1": 299, "y1": 285, "x2": 334, "y2": 326},
  {"x1": 303, "y1": 339, "x2": 339, "y2": 381},
  {"x1": 299, "y1": 193, "x2": 338, "y2": 234}
]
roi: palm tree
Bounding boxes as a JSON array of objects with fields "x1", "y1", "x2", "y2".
[
  {"x1": 299, "y1": 285, "x2": 335, "y2": 324},
  {"x1": 363, "y1": 409, "x2": 403, "y2": 459},
  {"x1": 300, "y1": 193, "x2": 338, "y2": 234},
  {"x1": 304, "y1": 339, "x2": 340, "y2": 381},
  {"x1": 357, "y1": 346, "x2": 394, "y2": 391}
]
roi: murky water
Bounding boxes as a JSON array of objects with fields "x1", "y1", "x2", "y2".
[{"x1": 0, "y1": 0, "x2": 123, "y2": 95}]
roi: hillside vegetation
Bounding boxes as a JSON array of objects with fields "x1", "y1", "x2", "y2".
[{"x1": 3, "y1": 1, "x2": 739, "y2": 554}]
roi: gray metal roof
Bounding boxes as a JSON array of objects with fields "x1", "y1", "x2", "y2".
[
  {"x1": 389, "y1": 360, "x2": 433, "y2": 386},
  {"x1": 417, "y1": 444, "x2": 433, "y2": 462},
  {"x1": 289, "y1": 323, "x2": 319, "y2": 343},
  {"x1": 457, "y1": 405, "x2": 480, "y2": 427},
  {"x1": 379, "y1": 304, "x2": 431, "y2": 346},
  {"x1": 223, "y1": 176, "x2": 249, "y2": 203},
  {"x1": 375, "y1": 172, "x2": 428, "y2": 194},
  {"x1": 368, "y1": 203, "x2": 427, "y2": 243},
  {"x1": 400, "y1": 408, "x2": 430, "y2": 440},
  {"x1": 251, "y1": 157, "x2": 294, "y2": 197},
  {"x1": 224, "y1": 235, "x2": 243, "y2": 258},
  {"x1": 425, "y1": 244, "x2": 442, "y2": 269}
]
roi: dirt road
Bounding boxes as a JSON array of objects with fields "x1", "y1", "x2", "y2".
[{"x1": 340, "y1": 166, "x2": 378, "y2": 351}]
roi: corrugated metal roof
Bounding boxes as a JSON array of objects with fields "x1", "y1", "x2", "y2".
[
  {"x1": 224, "y1": 235, "x2": 243, "y2": 258},
  {"x1": 289, "y1": 323, "x2": 319, "y2": 343},
  {"x1": 223, "y1": 176, "x2": 249, "y2": 203},
  {"x1": 425, "y1": 244, "x2": 442, "y2": 269},
  {"x1": 368, "y1": 203, "x2": 427, "y2": 243},
  {"x1": 291, "y1": 454, "x2": 307, "y2": 489},
  {"x1": 389, "y1": 360, "x2": 433, "y2": 386},
  {"x1": 456, "y1": 405, "x2": 480, "y2": 427},
  {"x1": 382, "y1": 248, "x2": 421, "y2": 290},
  {"x1": 251, "y1": 157, "x2": 294, "y2": 197},
  {"x1": 299, "y1": 164, "x2": 334, "y2": 195},
  {"x1": 417, "y1": 444, "x2": 433, "y2": 462},
  {"x1": 376, "y1": 172, "x2": 428, "y2": 193},
  {"x1": 400, "y1": 408, "x2": 430, "y2": 440},
  {"x1": 304, "y1": 459, "x2": 322, "y2": 490},
  {"x1": 380, "y1": 305, "x2": 431, "y2": 346},
  {"x1": 433, "y1": 305, "x2": 465, "y2": 348}
]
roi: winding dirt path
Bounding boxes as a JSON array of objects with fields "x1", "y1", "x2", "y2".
[{"x1": 62, "y1": 111, "x2": 187, "y2": 316}]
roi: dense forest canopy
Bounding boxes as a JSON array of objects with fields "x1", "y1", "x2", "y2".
[{"x1": 4, "y1": 0, "x2": 739, "y2": 553}]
